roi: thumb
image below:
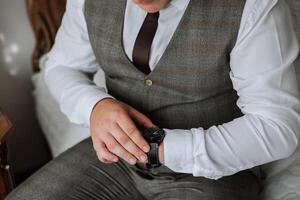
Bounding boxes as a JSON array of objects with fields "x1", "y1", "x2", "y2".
[{"x1": 128, "y1": 107, "x2": 156, "y2": 129}]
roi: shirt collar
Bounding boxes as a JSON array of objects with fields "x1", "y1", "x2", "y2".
[{"x1": 169, "y1": 0, "x2": 190, "y2": 11}]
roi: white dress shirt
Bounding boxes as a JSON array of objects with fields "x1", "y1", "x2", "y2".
[{"x1": 44, "y1": 0, "x2": 300, "y2": 179}]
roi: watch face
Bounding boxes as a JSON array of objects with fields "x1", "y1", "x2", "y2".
[{"x1": 142, "y1": 127, "x2": 165, "y2": 143}]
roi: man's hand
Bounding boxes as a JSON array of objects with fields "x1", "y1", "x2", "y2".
[{"x1": 90, "y1": 98, "x2": 156, "y2": 165}]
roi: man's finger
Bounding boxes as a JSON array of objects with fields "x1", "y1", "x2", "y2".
[
  {"x1": 111, "y1": 123, "x2": 148, "y2": 163},
  {"x1": 98, "y1": 142, "x2": 119, "y2": 162},
  {"x1": 103, "y1": 132, "x2": 137, "y2": 165},
  {"x1": 118, "y1": 114, "x2": 150, "y2": 153},
  {"x1": 92, "y1": 138, "x2": 119, "y2": 163},
  {"x1": 97, "y1": 153, "x2": 114, "y2": 164}
]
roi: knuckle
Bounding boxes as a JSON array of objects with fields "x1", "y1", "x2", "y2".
[
  {"x1": 111, "y1": 108, "x2": 125, "y2": 119},
  {"x1": 119, "y1": 135, "x2": 131, "y2": 146},
  {"x1": 106, "y1": 141, "x2": 117, "y2": 151},
  {"x1": 126, "y1": 127, "x2": 138, "y2": 137},
  {"x1": 99, "y1": 121, "x2": 111, "y2": 132}
]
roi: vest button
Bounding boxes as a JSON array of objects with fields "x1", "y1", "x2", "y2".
[{"x1": 145, "y1": 79, "x2": 153, "y2": 86}]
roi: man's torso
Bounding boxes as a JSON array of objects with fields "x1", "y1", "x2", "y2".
[{"x1": 84, "y1": 0, "x2": 246, "y2": 129}]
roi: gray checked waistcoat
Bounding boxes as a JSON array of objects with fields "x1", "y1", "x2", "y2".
[{"x1": 84, "y1": 0, "x2": 246, "y2": 130}]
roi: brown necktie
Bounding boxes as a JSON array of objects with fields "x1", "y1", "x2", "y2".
[{"x1": 132, "y1": 12, "x2": 159, "y2": 75}]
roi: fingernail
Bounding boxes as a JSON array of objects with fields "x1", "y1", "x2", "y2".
[
  {"x1": 129, "y1": 158, "x2": 136, "y2": 165},
  {"x1": 140, "y1": 155, "x2": 147, "y2": 162},
  {"x1": 113, "y1": 158, "x2": 118, "y2": 162},
  {"x1": 143, "y1": 146, "x2": 150, "y2": 152}
]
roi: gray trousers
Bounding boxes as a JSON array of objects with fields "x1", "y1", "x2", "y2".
[{"x1": 6, "y1": 138, "x2": 260, "y2": 200}]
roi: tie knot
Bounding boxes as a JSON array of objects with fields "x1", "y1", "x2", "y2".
[{"x1": 147, "y1": 12, "x2": 159, "y2": 21}]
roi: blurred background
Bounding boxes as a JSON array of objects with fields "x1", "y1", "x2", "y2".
[
  {"x1": 0, "y1": 0, "x2": 299, "y2": 189},
  {"x1": 0, "y1": 0, "x2": 51, "y2": 184}
]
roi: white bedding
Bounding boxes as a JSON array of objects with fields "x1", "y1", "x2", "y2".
[{"x1": 32, "y1": 1, "x2": 300, "y2": 198}]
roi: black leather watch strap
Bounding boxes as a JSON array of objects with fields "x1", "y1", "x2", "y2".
[
  {"x1": 140, "y1": 127, "x2": 165, "y2": 169},
  {"x1": 146, "y1": 143, "x2": 160, "y2": 169}
]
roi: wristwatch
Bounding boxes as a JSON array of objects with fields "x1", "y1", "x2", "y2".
[{"x1": 141, "y1": 127, "x2": 165, "y2": 169}]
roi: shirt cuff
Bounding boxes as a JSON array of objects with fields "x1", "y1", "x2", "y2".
[{"x1": 163, "y1": 128, "x2": 194, "y2": 174}]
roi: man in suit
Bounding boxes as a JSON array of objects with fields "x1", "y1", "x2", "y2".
[{"x1": 7, "y1": 0, "x2": 300, "y2": 199}]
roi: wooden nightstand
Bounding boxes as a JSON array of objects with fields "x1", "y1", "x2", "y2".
[{"x1": 0, "y1": 110, "x2": 15, "y2": 199}]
